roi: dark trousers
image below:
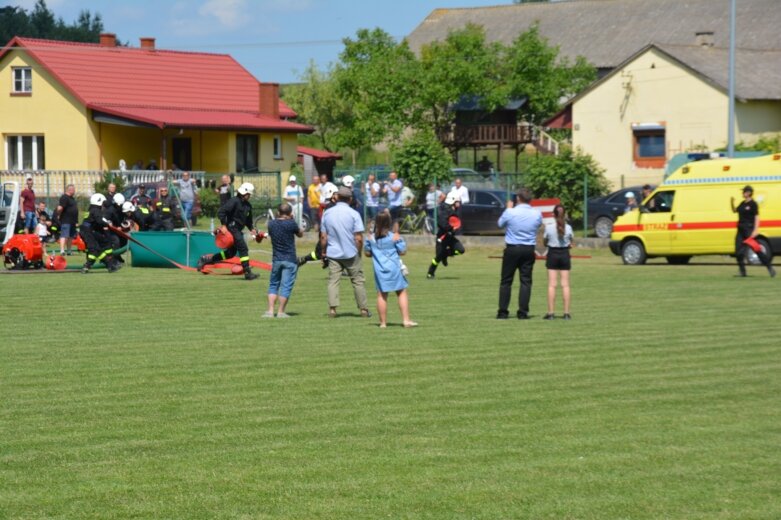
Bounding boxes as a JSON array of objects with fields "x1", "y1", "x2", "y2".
[
  {"x1": 211, "y1": 228, "x2": 250, "y2": 271},
  {"x1": 735, "y1": 227, "x2": 772, "y2": 273},
  {"x1": 498, "y1": 244, "x2": 536, "y2": 317},
  {"x1": 427, "y1": 235, "x2": 465, "y2": 275}
]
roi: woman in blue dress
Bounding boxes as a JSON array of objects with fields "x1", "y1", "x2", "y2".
[{"x1": 364, "y1": 210, "x2": 417, "y2": 328}]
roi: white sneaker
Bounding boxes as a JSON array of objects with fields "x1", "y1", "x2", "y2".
[{"x1": 400, "y1": 261, "x2": 409, "y2": 277}]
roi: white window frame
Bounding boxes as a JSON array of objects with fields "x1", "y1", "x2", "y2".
[
  {"x1": 5, "y1": 135, "x2": 44, "y2": 170},
  {"x1": 273, "y1": 135, "x2": 282, "y2": 159},
  {"x1": 12, "y1": 67, "x2": 32, "y2": 93}
]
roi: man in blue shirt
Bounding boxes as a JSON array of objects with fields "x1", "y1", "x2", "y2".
[
  {"x1": 320, "y1": 187, "x2": 371, "y2": 318},
  {"x1": 497, "y1": 187, "x2": 543, "y2": 319}
]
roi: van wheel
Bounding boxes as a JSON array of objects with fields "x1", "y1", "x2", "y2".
[
  {"x1": 622, "y1": 240, "x2": 647, "y2": 265},
  {"x1": 745, "y1": 237, "x2": 772, "y2": 265},
  {"x1": 666, "y1": 256, "x2": 691, "y2": 265},
  {"x1": 594, "y1": 216, "x2": 613, "y2": 238}
]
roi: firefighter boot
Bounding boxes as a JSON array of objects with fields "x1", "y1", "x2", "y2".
[
  {"x1": 196, "y1": 254, "x2": 213, "y2": 272},
  {"x1": 243, "y1": 263, "x2": 259, "y2": 281}
]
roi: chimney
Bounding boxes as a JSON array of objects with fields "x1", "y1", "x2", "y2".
[
  {"x1": 140, "y1": 37, "x2": 156, "y2": 50},
  {"x1": 99, "y1": 33, "x2": 117, "y2": 47},
  {"x1": 695, "y1": 31, "x2": 715, "y2": 48},
  {"x1": 258, "y1": 82, "x2": 280, "y2": 119}
]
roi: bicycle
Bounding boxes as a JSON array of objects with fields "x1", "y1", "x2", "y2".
[
  {"x1": 396, "y1": 206, "x2": 434, "y2": 234},
  {"x1": 253, "y1": 207, "x2": 312, "y2": 232}
]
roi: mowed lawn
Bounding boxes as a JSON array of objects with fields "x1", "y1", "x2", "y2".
[{"x1": 2, "y1": 239, "x2": 780, "y2": 519}]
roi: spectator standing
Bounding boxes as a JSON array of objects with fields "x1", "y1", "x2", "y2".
[
  {"x1": 365, "y1": 173, "x2": 381, "y2": 224},
  {"x1": 217, "y1": 175, "x2": 233, "y2": 207},
  {"x1": 364, "y1": 210, "x2": 417, "y2": 328},
  {"x1": 450, "y1": 178, "x2": 470, "y2": 204},
  {"x1": 543, "y1": 205, "x2": 574, "y2": 320},
  {"x1": 263, "y1": 202, "x2": 304, "y2": 318},
  {"x1": 20, "y1": 175, "x2": 36, "y2": 233},
  {"x1": 731, "y1": 185, "x2": 776, "y2": 278},
  {"x1": 496, "y1": 187, "x2": 543, "y2": 320},
  {"x1": 384, "y1": 171, "x2": 403, "y2": 221},
  {"x1": 283, "y1": 175, "x2": 305, "y2": 225},
  {"x1": 318, "y1": 173, "x2": 337, "y2": 207},
  {"x1": 131, "y1": 184, "x2": 153, "y2": 209},
  {"x1": 176, "y1": 171, "x2": 197, "y2": 226},
  {"x1": 624, "y1": 191, "x2": 638, "y2": 213},
  {"x1": 476, "y1": 155, "x2": 493, "y2": 173},
  {"x1": 319, "y1": 186, "x2": 371, "y2": 318},
  {"x1": 53, "y1": 184, "x2": 78, "y2": 255},
  {"x1": 307, "y1": 174, "x2": 322, "y2": 230},
  {"x1": 425, "y1": 183, "x2": 443, "y2": 219},
  {"x1": 35, "y1": 201, "x2": 51, "y2": 241}
]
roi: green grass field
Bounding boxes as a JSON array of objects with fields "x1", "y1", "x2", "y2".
[{"x1": 2, "y1": 241, "x2": 780, "y2": 519}]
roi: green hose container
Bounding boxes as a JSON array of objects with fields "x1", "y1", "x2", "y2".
[{"x1": 129, "y1": 231, "x2": 218, "y2": 268}]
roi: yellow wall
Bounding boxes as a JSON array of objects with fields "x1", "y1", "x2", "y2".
[
  {"x1": 572, "y1": 48, "x2": 781, "y2": 188},
  {"x1": 0, "y1": 49, "x2": 98, "y2": 170},
  {"x1": 1, "y1": 49, "x2": 301, "y2": 174}
]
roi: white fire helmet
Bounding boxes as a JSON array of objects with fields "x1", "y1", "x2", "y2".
[
  {"x1": 90, "y1": 193, "x2": 107, "y2": 206},
  {"x1": 341, "y1": 175, "x2": 355, "y2": 188},
  {"x1": 445, "y1": 192, "x2": 458, "y2": 205},
  {"x1": 324, "y1": 184, "x2": 338, "y2": 200},
  {"x1": 113, "y1": 193, "x2": 125, "y2": 206},
  {"x1": 237, "y1": 182, "x2": 255, "y2": 196},
  {"x1": 122, "y1": 201, "x2": 136, "y2": 213}
]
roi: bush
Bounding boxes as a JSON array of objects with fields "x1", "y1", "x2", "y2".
[
  {"x1": 198, "y1": 188, "x2": 220, "y2": 219},
  {"x1": 523, "y1": 148, "x2": 609, "y2": 223},
  {"x1": 93, "y1": 171, "x2": 126, "y2": 195}
]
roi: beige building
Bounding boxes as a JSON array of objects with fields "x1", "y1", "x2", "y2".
[{"x1": 554, "y1": 44, "x2": 781, "y2": 187}]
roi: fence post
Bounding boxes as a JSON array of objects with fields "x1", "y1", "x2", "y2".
[{"x1": 583, "y1": 171, "x2": 589, "y2": 238}]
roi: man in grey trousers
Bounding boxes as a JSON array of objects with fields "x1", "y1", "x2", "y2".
[{"x1": 320, "y1": 186, "x2": 371, "y2": 318}]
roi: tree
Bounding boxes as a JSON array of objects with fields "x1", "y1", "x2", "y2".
[
  {"x1": 282, "y1": 62, "x2": 348, "y2": 152},
  {"x1": 502, "y1": 25, "x2": 596, "y2": 123},
  {"x1": 416, "y1": 24, "x2": 506, "y2": 139},
  {"x1": 0, "y1": 0, "x2": 104, "y2": 44},
  {"x1": 522, "y1": 148, "x2": 609, "y2": 222},
  {"x1": 332, "y1": 28, "x2": 418, "y2": 152},
  {"x1": 392, "y1": 130, "x2": 453, "y2": 194}
]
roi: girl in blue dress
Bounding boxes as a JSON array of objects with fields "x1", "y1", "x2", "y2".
[{"x1": 364, "y1": 210, "x2": 417, "y2": 328}]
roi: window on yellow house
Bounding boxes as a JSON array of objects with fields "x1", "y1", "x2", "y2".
[
  {"x1": 12, "y1": 67, "x2": 32, "y2": 94},
  {"x1": 632, "y1": 123, "x2": 665, "y2": 168},
  {"x1": 6, "y1": 135, "x2": 45, "y2": 170},
  {"x1": 273, "y1": 135, "x2": 282, "y2": 159},
  {"x1": 236, "y1": 134, "x2": 258, "y2": 172}
]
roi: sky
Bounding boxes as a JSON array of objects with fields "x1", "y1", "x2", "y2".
[{"x1": 8, "y1": 0, "x2": 513, "y2": 83}]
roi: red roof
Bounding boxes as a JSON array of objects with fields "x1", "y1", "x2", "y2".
[
  {"x1": 1, "y1": 37, "x2": 310, "y2": 132},
  {"x1": 297, "y1": 146, "x2": 342, "y2": 160}
]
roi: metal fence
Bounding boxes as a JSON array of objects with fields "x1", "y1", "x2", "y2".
[{"x1": 0, "y1": 170, "x2": 281, "y2": 214}]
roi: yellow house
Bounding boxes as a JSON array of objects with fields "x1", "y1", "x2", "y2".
[
  {"x1": 550, "y1": 43, "x2": 781, "y2": 187},
  {"x1": 0, "y1": 34, "x2": 312, "y2": 174}
]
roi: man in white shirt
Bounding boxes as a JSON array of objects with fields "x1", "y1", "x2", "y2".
[
  {"x1": 364, "y1": 173, "x2": 381, "y2": 223},
  {"x1": 383, "y1": 171, "x2": 403, "y2": 221},
  {"x1": 284, "y1": 175, "x2": 304, "y2": 224},
  {"x1": 319, "y1": 173, "x2": 337, "y2": 206},
  {"x1": 450, "y1": 178, "x2": 470, "y2": 204}
]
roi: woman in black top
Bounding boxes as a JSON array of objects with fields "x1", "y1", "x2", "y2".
[{"x1": 731, "y1": 185, "x2": 775, "y2": 278}]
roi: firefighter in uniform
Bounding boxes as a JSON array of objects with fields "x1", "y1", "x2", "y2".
[
  {"x1": 197, "y1": 182, "x2": 261, "y2": 280},
  {"x1": 105, "y1": 193, "x2": 126, "y2": 264},
  {"x1": 81, "y1": 193, "x2": 119, "y2": 273},
  {"x1": 152, "y1": 185, "x2": 178, "y2": 231},
  {"x1": 427, "y1": 192, "x2": 465, "y2": 279},
  {"x1": 122, "y1": 201, "x2": 151, "y2": 231},
  {"x1": 131, "y1": 184, "x2": 154, "y2": 229}
]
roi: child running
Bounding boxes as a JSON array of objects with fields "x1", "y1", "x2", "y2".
[{"x1": 364, "y1": 209, "x2": 417, "y2": 328}]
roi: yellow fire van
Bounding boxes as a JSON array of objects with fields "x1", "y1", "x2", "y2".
[{"x1": 609, "y1": 153, "x2": 781, "y2": 264}]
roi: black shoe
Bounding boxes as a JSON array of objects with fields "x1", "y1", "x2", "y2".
[
  {"x1": 244, "y1": 271, "x2": 260, "y2": 281},
  {"x1": 517, "y1": 312, "x2": 530, "y2": 320},
  {"x1": 197, "y1": 254, "x2": 211, "y2": 272},
  {"x1": 543, "y1": 313, "x2": 555, "y2": 320},
  {"x1": 735, "y1": 272, "x2": 747, "y2": 277},
  {"x1": 322, "y1": 257, "x2": 329, "y2": 269},
  {"x1": 496, "y1": 311, "x2": 509, "y2": 320},
  {"x1": 426, "y1": 273, "x2": 435, "y2": 279},
  {"x1": 770, "y1": 267, "x2": 777, "y2": 278},
  {"x1": 81, "y1": 266, "x2": 90, "y2": 274},
  {"x1": 562, "y1": 313, "x2": 572, "y2": 320},
  {"x1": 442, "y1": 256, "x2": 448, "y2": 267}
]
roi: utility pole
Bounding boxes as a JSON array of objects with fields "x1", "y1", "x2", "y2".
[{"x1": 727, "y1": 0, "x2": 736, "y2": 157}]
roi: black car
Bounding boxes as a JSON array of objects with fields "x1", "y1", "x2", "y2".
[
  {"x1": 458, "y1": 188, "x2": 509, "y2": 235},
  {"x1": 587, "y1": 185, "x2": 654, "y2": 238}
]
